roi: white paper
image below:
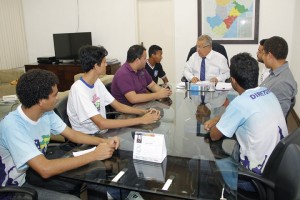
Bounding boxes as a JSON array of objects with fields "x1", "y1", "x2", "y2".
[
  {"x1": 73, "y1": 147, "x2": 96, "y2": 157},
  {"x1": 176, "y1": 82, "x2": 185, "y2": 89},
  {"x1": 216, "y1": 82, "x2": 232, "y2": 91},
  {"x1": 133, "y1": 132, "x2": 167, "y2": 163},
  {"x1": 194, "y1": 81, "x2": 210, "y2": 86}
]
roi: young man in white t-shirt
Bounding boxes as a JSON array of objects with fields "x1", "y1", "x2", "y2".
[{"x1": 67, "y1": 45, "x2": 161, "y2": 135}]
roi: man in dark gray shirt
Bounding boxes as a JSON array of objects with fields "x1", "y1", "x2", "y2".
[{"x1": 260, "y1": 36, "x2": 297, "y2": 118}]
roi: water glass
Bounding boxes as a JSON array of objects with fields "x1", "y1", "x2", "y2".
[{"x1": 209, "y1": 80, "x2": 216, "y2": 91}]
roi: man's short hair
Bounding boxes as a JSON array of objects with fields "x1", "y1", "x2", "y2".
[
  {"x1": 197, "y1": 35, "x2": 212, "y2": 47},
  {"x1": 259, "y1": 39, "x2": 267, "y2": 46},
  {"x1": 230, "y1": 53, "x2": 259, "y2": 90},
  {"x1": 16, "y1": 69, "x2": 59, "y2": 108},
  {"x1": 148, "y1": 45, "x2": 162, "y2": 57},
  {"x1": 79, "y1": 45, "x2": 108, "y2": 72},
  {"x1": 126, "y1": 45, "x2": 146, "y2": 63},
  {"x1": 263, "y1": 36, "x2": 288, "y2": 60}
]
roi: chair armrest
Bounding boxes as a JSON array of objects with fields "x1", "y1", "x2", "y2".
[
  {"x1": 0, "y1": 186, "x2": 38, "y2": 200},
  {"x1": 181, "y1": 76, "x2": 188, "y2": 82},
  {"x1": 238, "y1": 167, "x2": 273, "y2": 200},
  {"x1": 238, "y1": 169, "x2": 275, "y2": 189}
]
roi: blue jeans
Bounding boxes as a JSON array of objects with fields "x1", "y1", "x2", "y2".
[
  {"x1": 215, "y1": 157, "x2": 238, "y2": 190},
  {"x1": 215, "y1": 157, "x2": 256, "y2": 192}
]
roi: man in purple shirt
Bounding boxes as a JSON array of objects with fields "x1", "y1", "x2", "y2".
[{"x1": 111, "y1": 45, "x2": 172, "y2": 105}]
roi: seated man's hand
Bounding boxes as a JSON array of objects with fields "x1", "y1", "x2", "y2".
[
  {"x1": 106, "y1": 136, "x2": 120, "y2": 150},
  {"x1": 146, "y1": 108, "x2": 160, "y2": 114},
  {"x1": 94, "y1": 143, "x2": 115, "y2": 160},
  {"x1": 191, "y1": 77, "x2": 199, "y2": 83},
  {"x1": 140, "y1": 110, "x2": 161, "y2": 124},
  {"x1": 157, "y1": 88, "x2": 172, "y2": 99},
  {"x1": 209, "y1": 77, "x2": 218, "y2": 84},
  {"x1": 204, "y1": 116, "x2": 220, "y2": 131}
]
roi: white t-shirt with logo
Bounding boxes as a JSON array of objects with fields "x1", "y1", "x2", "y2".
[
  {"x1": 216, "y1": 87, "x2": 288, "y2": 174},
  {"x1": 67, "y1": 78, "x2": 114, "y2": 134}
]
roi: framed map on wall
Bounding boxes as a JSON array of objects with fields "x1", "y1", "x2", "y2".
[{"x1": 198, "y1": 0, "x2": 260, "y2": 44}]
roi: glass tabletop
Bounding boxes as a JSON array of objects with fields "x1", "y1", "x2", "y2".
[{"x1": 60, "y1": 89, "x2": 238, "y2": 199}]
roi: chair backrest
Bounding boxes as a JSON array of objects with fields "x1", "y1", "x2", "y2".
[
  {"x1": 186, "y1": 42, "x2": 229, "y2": 64},
  {"x1": 104, "y1": 82, "x2": 117, "y2": 115},
  {"x1": 274, "y1": 143, "x2": 300, "y2": 200},
  {"x1": 286, "y1": 97, "x2": 296, "y2": 121},
  {"x1": 183, "y1": 42, "x2": 229, "y2": 82},
  {"x1": 0, "y1": 186, "x2": 38, "y2": 200},
  {"x1": 263, "y1": 127, "x2": 300, "y2": 180},
  {"x1": 54, "y1": 95, "x2": 71, "y2": 127}
]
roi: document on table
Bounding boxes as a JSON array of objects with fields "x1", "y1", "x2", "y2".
[
  {"x1": 133, "y1": 132, "x2": 167, "y2": 163},
  {"x1": 176, "y1": 82, "x2": 186, "y2": 89},
  {"x1": 73, "y1": 147, "x2": 96, "y2": 157},
  {"x1": 216, "y1": 82, "x2": 232, "y2": 91}
]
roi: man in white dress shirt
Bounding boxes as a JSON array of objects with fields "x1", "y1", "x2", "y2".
[{"x1": 183, "y1": 35, "x2": 230, "y2": 83}]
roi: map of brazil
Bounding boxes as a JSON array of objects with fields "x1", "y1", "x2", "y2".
[{"x1": 202, "y1": 0, "x2": 256, "y2": 40}]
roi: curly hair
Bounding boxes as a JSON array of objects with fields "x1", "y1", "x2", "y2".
[
  {"x1": 263, "y1": 36, "x2": 288, "y2": 60},
  {"x1": 230, "y1": 53, "x2": 259, "y2": 90},
  {"x1": 16, "y1": 69, "x2": 59, "y2": 108},
  {"x1": 126, "y1": 45, "x2": 146, "y2": 63},
  {"x1": 79, "y1": 45, "x2": 108, "y2": 72}
]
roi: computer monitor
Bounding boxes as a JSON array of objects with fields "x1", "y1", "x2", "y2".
[{"x1": 53, "y1": 32, "x2": 92, "y2": 61}]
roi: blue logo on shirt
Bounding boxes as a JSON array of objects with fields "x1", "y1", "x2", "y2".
[
  {"x1": 249, "y1": 89, "x2": 271, "y2": 99},
  {"x1": 154, "y1": 70, "x2": 158, "y2": 77}
]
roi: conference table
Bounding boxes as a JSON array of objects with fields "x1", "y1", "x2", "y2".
[{"x1": 60, "y1": 88, "x2": 238, "y2": 200}]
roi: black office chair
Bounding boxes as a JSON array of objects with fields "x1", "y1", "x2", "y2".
[
  {"x1": 237, "y1": 127, "x2": 300, "y2": 200},
  {"x1": 238, "y1": 143, "x2": 300, "y2": 200},
  {"x1": 182, "y1": 42, "x2": 229, "y2": 82},
  {"x1": 286, "y1": 97, "x2": 296, "y2": 122},
  {"x1": 0, "y1": 186, "x2": 38, "y2": 200},
  {"x1": 51, "y1": 94, "x2": 79, "y2": 153},
  {"x1": 54, "y1": 95, "x2": 71, "y2": 127},
  {"x1": 104, "y1": 82, "x2": 121, "y2": 119},
  {"x1": 186, "y1": 42, "x2": 229, "y2": 63}
]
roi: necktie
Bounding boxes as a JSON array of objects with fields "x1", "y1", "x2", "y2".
[
  {"x1": 201, "y1": 94, "x2": 205, "y2": 104},
  {"x1": 200, "y1": 57, "x2": 206, "y2": 81}
]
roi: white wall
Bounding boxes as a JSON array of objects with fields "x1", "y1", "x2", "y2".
[
  {"x1": 22, "y1": 0, "x2": 299, "y2": 115},
  {"x1": 22, "y1": 0, "x2": 137, "y2": 63},
  {"x1": 174, "y1": 0, "x2": 296, "y2": 82},
  {"x1": 291, "y1": 0, "x2": 300, "y2": 115}
]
